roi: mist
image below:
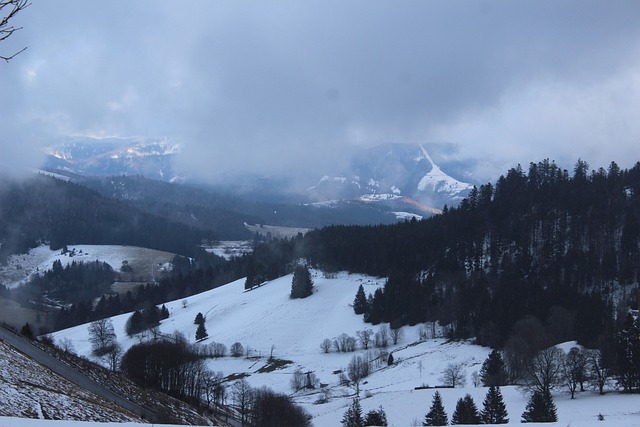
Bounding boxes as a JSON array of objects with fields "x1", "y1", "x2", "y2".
[{"x1": 2, "y1": 1, "x2": 640, "y2": 184}]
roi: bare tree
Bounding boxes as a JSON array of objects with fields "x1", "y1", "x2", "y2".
[
  {"x1": 524, "y1": 347, "x2": 564, "y2": 394},
  {"x1": 58, "y1": 337, "x2": 76, "y2": 354},
  {"x1": 320, "y1": 338, "x2": 332, "y2": 353},
  {"x1": 561, "y1": 347, "x2": 587, "y2": 399},
  {"x1": 88, "y1": 318, "x2": 117, "y2": 358},
  {"x1": 375, "y1": 325, "x2": 390, "y2": 348},
  {"x1": 232, "y1": 379, "x2": 253, "y2": 426},
  {"x1": 291, "y1": 369, "x2": 305, "y2": 392},
  {"x1": 347, "y1": 354, "x2": 370, "y2": 395},
  {"x1": 1, "y1": 0, "x2": 30, "y2": 62},
  {"x1": 230, "y1": 342, "x2": 244, "y2": 357},
  {"x1": 440, "y1": 362, "x2": 467, "y2": 388},
  {"x1": 390, "y1": 326, "x2": 404, "y2": 345},
  {"x1": 356, "y1": 329, "x2": 374, "y2": 350},
  {"x1": 587, "y1": 349, "x2": 611, "y2": 395}
]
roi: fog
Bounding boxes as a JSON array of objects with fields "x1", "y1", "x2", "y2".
[{"x1": 2, "y1": 1, "x2": 640, "y2": 183}]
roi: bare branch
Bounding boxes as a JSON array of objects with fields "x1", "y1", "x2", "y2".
[{"x1": 0, "y1": 0, "x2": 30, "y2": 62}]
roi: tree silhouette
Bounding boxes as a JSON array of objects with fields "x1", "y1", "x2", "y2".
[
  {"x1": 521, "y1": 389, "x2": 557, "y2": 423},
  {"x1": 423, "y1": 391, "x2": 448, "y2": 426},
  {"x1": 480, "y1": 386, "x2": 509, "y2": 424}
]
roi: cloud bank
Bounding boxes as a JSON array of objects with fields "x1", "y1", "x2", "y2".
[{"x1": 1, "y1": 1, "x2": 640, "y2": 183}]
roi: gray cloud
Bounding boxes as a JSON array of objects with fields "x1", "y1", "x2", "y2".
[{"x1": 2, "y1": 1, "x2": 640, "y2": 184}]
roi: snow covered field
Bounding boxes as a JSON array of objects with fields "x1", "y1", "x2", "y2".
[
  {"x1": 0, "y1": 244, "x2": 174, "y2": 289},
  {"x1": 51, "y1": 271, "x2": 640, "y2": 426}
]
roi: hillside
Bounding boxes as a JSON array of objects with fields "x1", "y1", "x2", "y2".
[
  {"x1": 0, "y1": 339, "x2": 143, "y2": 422},
  {"x1": 0, "y1": 336, "x2": 218, "y2": 425},
  {"x1": 51, "y1": 272, "x2": 640, "y2": 426},
  {"x1": 0, "y1": 174, "x2": 215, "y2": 261}
]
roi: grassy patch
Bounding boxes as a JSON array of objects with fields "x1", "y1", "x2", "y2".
[
  {"x1": 224, "y1": 372, "x2": 251, "y2": 382},
  {"x1": 255, "y1": 358, "x2": 293, "y2": 373}
]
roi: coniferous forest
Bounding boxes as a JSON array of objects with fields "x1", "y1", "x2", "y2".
[{"x1": 250, "y1": 160, "x2": 640, "y2": 353}]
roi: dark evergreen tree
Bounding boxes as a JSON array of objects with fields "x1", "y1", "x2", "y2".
[
  {"x1": 125, "y1": 310, "x2": 144, "y2": 336},
  {"x1": 160, "y1": 304, "x2": 170, "y2": 320},
  {"x1": 451, "y1": 394, "x2": 481, "y2": 425},
  {"x1": 480, "y1": 350, "x2": 508, "y2": 386},
  {"x1": 480, "y1": 386, "x2": 509, "y2": 424},
  {"x1": 291, "y1": 264, "x2": 313, "y2": 299},
  {"x1": 353, "y1": 284, "x2": 369, "y2": 315},
  {"x1": 423, "y1": 391, "x2": 448, "y2": 426},
  {"x1": 364, "y1": 406, "x2": 388, "y2": 426},
  {"x1": 342, "y1": 397, "x2": 364, "y2": 427},
  {"x1": 194, "y1": 312, "x2": 205, "y2": 325},
  {"x1": 615, "y1": 313, "x2": 640, "y2": 392},
  {"x1": 387, "y1": 352, "x2": 394, "y2": 366},
  {"x1": 195, "y1": 322, "x2": 208, "y2": 341},
  {"x1": 20, "y1": 323, "x2": 34, "y2": 339},
  {"x1": 521, "y1": 390, "x2": 557, "y2": 423}
]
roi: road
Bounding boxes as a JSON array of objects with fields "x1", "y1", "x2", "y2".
[{"x1": 0, "y1": 325, "x2": 157, "y2": 422}]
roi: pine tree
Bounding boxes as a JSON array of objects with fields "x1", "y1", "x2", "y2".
[
  {"x1": 195, "y1": 322, "x2": 208, "y2": 341},
  {"x1": 353, "y1": 284, "x2": 369, "y2": 315},
  {"x1": 291, "y1": 264, "x2": 313, "y2": 299},
  {"x1": 480, "y1": 386, "x2": 509, "y2": 424},
  {"x1": 194, "y1": 312, "x2": 205, "y2": 325},
  {"x1": 480, "y1": 349, "x2": 508, "y2": 386},
  {"x1": 521, "y1": 390, "x2": 557, "y2": 423},
  {"x1": 451, "y1": 394, "x2": 480, "y2": 425},
  {"x1": 342, "y1": 398, "x2": 364, "y2": 427},
  {"x1": 423, "y1": 391, "x2": 448, "y2": 426},
  {"x1": 364, "y1": 406, "x2": 388, "y2": 426},
  {"x1": 615, "y1": 313, "x2": 640, "y2": 392}
]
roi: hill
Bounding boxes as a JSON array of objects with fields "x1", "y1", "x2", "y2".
[
  {"x1": 51, "y1": 271, "x2": 640, "y2": 426},
  {"x1": 0, "y1": 174, "x2": 215, "y2": 262}
]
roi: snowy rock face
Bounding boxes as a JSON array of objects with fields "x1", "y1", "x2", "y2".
[{"x1": 308, "y1": 143, "x2": 475, "y2": 210}]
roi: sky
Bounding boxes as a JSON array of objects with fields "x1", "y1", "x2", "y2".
[{"x1": 1, "y1": 0, "x2": 640, "y2": 183}]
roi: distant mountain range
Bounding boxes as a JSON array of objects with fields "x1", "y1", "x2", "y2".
[
  {"x1": 42, "y1": 137, "x2": 183, "y2": 182},
  {"x1": 41, "y1": 137, "x2": 477, "y2": 217},
  {"x1": 306, "y1": 143, "x2": 474, "y2": 214}
]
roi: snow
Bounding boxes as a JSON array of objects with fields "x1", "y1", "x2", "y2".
[
  {"x1": 51, "y1": 272, "x2": 640, "y2": 427},
  {"x1": 0, "y1": 418, "x2": 188, "y2": 427},
  {"x1": 202, "y1": 241, "x2": 253, "y2": 260},
  {"x1": 0, "y1": 244, "x2": 174, "y2": 289},
  {"x1": 417, "y1": 144, "x2": 473, "y2": 197},
  {"x1": 393, "y1": 212, "x2": 423, "y2": 221}
]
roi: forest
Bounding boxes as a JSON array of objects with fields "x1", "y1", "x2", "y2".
[{"x1": 248, "y1": 159, "x2": 640, "y2": 354}]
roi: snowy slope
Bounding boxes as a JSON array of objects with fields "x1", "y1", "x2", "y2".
[
  {"x1": 52, "y1": 272, "x2": 640, "y2": 427},
  {"x1": 0, "y1": 244, "x2": 174, "y2": 289},
  {"x1": 417, "y1": 144, "x2": 473, "y2": 197},
  {"x1": 0, "y1": 341, "x2": 143, "y2": 423}
]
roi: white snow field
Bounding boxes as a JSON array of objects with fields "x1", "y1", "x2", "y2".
[
  {"x1": 51, "y1": 271, "x2": 640, "y2": 427},
  {"x1": 0, "y1": 244, "x2": 174, "y2": 289}
]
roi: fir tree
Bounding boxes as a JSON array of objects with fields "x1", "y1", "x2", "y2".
[
  {"x1": 615, "y1": 313, "x2": 640, "y2": 392},
  {"x1": 480, "y1": 349, "x2": 508, "y2": 387},
  {"x1": 342, "y1": 397, "x2": 364, "y2": 427},
  {"x1": 364, "y1": 406, "x2": 388, "y2": 426},
  {"x1": 195, "y1": 322, "x2": 208, "y2": 341},
  {"x1": 291, "y1": 264, "x2": 313, "y2": 299},
  {"x1": 480, "y1": 386, "x2": 509, "y2": 424},
  {"x1": 521, "y1": 390, "x2": 557, "y2": 423},
  {"x1": 423, "y1": 391, "x2": 448, "y2": 426},
  {"x1": 160, "y1": 304, "x2": 170, "y2": 320},
  {"x1": 353, "y1": 284, "x2": 369, "y2": 315},
  {"x1": 194, "y1": 312, "x2": 205, "y2": 325},
  {"x1": 451, "y1": 394, "x2": 480, "y2": 425}
]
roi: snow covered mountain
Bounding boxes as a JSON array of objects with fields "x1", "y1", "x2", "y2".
[
  {"x1": 307, "y1": 143, "x2": 475, "y2": 214},
  {"x1": 42, "y1": 136, "x2": 183, "y2": 182}
]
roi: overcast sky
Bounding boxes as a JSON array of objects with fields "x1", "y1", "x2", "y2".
[{"x1": 2, "y1": 1, "x2": 640, "y2": 182}]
